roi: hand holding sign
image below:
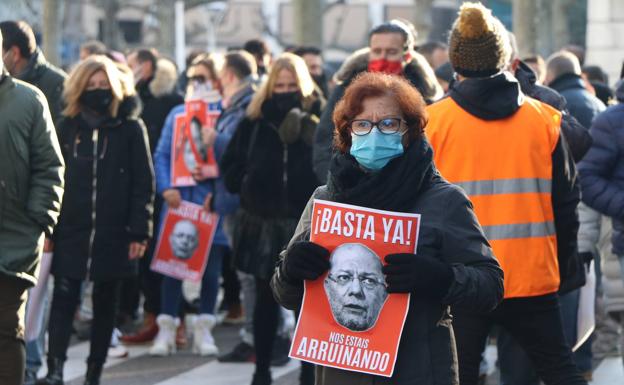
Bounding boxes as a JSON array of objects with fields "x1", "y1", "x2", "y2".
[
  {"x1": 282, "y1": 241, "x2": 330, "y2": 282},
  {"x1": 383, "y1": 248, "x2": 453, "y2": 297}
]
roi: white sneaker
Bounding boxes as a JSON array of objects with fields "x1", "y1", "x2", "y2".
[
  {"x1": 192, "y1": 314, "x2": 218, "y2": 356},
  {"x1": 149, "y1": 315, "x2": 179, "y2": 356}
]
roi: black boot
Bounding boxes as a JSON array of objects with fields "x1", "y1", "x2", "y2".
[
  {"x1": 35, "y1": 357, "x2": 64, "y2": 385},
  {"x1": 84, "y1": 362, "x2": 103, "y2": 385},
  {"x1": 250, "y1": 369, "x2": 272, "y2": 385}
]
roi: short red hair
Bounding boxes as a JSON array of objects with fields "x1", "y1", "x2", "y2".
[{"x1": 332, "y1": 72, "x2": 428, "y2": 153}]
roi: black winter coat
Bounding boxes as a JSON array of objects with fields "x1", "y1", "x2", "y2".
[
  {"x1": 272, "y1": 141, "x2": 503, "y2": 385},
  {"x1": 221, "y1": 102, "x2": 322, "y2": 219},
  {"x1": 52, "y1": 96, "x2": 155, "y2": 281},
  {"x1": 136, "y1": 77, "x2": 184, "y2": 153}
]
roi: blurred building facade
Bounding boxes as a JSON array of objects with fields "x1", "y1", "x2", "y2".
[{"x1": 586, "y1": 0, "x2": 624, "y2": 85}]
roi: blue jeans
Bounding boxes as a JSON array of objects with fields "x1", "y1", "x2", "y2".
[
  {"x1": 161, "y1": 245, "x2": 226, "y2": 316},
  {"x1": 498, "y1": 290, "x2": 592, "y2": 385}
]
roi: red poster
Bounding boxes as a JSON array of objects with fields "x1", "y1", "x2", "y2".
[
  {"x1": 151, "y1": 201, "x2": 220, "y2": 282},
  {"x1": 170, "y1": 101, "x2": 220, "y2": 187},
  {"x1": 290, "y1": 199, "x2": 421, "y2": 377}
]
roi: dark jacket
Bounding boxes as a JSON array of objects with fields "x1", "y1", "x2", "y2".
[
  {"x1": 221, "y1": 96, "x2": 324, "y2": 219},
  {"x1": 52, "y1": 96, "x2": 155, "y2": 281},
  {"x1": 0, "y1": 73, "x2": 65, "y2": 286},
  {"x1": 213, "y1": 82, "x2": 255, "y2": 216},
  {"x1": 221, "y1": 93, "x2": 324, "y2": 278},
  {"x1": 578, "y1": 82, "x2": 624, "y2": 256},
  {"x1": 515, "y1": 61, "x2": 592, "y2": 162},
  {"x1": 312, "y1": 48, "x2": 443, "y2": 182},
  {"x1": 136, "y1": 60, "x2": 184, "y2": 153},
  {"x1": 549, "y1": 73, "x2": 606, "y2": 129},
  {"x1": 448, "y1": 73, "x2": 581, "y2": 294},
  {"x1": 271, "y1": 152, "x2": 503, "y2": 384},
  {"x1": 17, "y1": 49, "x2": 67, "y2": 125}
]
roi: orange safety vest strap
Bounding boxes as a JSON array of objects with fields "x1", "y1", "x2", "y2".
[
  {"x1": 481, "y1": 221, "x2": 556, "y2": 241},
  {"x1": 455, "y1": 178, "x2": 551, "y2": 196}
]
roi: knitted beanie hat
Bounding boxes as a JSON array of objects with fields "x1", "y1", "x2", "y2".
[{"x1": 449, "y1": 2, "x2": 511, "y2": 77}]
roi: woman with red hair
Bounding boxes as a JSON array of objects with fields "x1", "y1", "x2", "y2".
[{"x1": 271, "y1": 72, "x2": 504, "y2": 384}]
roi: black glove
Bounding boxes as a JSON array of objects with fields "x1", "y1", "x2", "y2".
[
  {"x1": 382, "y1": 248, "x2": 454, "y2": 299},
  {"x1": 281, "y1": 241, "x2": 331, "y2": 283}
]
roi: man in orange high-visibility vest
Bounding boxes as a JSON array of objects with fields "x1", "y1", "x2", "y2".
[{"x1": 425, "y1": 3, "x2": 586, "y2": 385}]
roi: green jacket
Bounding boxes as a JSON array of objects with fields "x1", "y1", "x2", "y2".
[
  {"x1": 0, "y1": 72, "x2": 65, "y2": 286},
  {"x1": 17, "y1": 49, "x2": 67, "y2": 125}
]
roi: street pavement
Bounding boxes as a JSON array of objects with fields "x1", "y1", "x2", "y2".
[{"x1": 37, "y1": 322, "x2": 623, "y2": 385}]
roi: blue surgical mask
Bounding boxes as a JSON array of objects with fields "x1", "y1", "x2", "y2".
[{"x1": 349, "y1": 127, "x2": 404, "y2": 170}]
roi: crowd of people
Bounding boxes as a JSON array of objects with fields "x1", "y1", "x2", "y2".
[{"x1": 1, "y1": 2, "x2": 624, "y2": 385}]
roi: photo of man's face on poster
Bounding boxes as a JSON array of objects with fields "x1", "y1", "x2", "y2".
[
  {"x1": 323, "y1": 243, "x2": 388, "y2": 332},
  {"x1": 169, "y1": 220, "x2": 199, "y2": 260},
  {"x1": 183, "y1": 117, "x2": 207, "y2": 172}
]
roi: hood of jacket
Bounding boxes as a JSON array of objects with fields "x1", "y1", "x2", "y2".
[
  {"x1": 548, "y1": 73, "x2": 586, "y2": 94},
  {"x1": 449, "y1": 72, "x2": 524, "y2": 120},
  {"x1": 332, "y1": 47, "x2": 443, "y2": 102},
  {"x1": 147, "y1": 58, "x2": 179, "y2": 98},
  {"x1": 515, "y1": 60, "x2": 566, "y2": 111}
]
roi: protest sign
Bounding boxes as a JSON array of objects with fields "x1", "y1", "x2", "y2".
[
  {"x1": 151, "y1": 201, "x2": 219, "y2": 282},
  {"x1": 170, "y1": 100, "x2": 220, "y2": 187},
  {"x1": 290, "y1": 199, "x2": 421, "y2": 377}
]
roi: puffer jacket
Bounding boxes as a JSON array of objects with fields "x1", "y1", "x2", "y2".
[
  {"x1": 271, "y1": 178, "x2": 503, "y2": 385},
  {"x1": 16, "y1": 49, "x2": 67, "y2": 124},
  {"x1": 0, "y1": 72, "x2": 65, "y2": 286},
  {"x1": 312, "y1": 48, "x2": 443, "y2": 182},
  {"x1": 578, "y1": 81, "x2": 624, "y2": 257},
  {"x1": 549, "y1": 73, "x2": 605, "y2": 129},
  {"x1": 52, "y1": 96, "x2": 154, "y2": 281}
]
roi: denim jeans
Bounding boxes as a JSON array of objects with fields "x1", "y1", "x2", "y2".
[
  {"x1": 161, "y1": 245, "x2": 226, "y2": 316},
  {"x1": 453, "y1": 294, "x2": 588, "y2": 385}
]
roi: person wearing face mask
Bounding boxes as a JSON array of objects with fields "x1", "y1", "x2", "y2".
[
  {"x1": 150, "y1": 52, "x2": 229, "y2": 358},
  {"x1": 36, "y1": 55, "x2": 154, "y2": 385},
  {"x1": 221, "y1": 53, "x2": 325, "y2": 385},
  {"x1": 0, "y1": 21, "x2": 67, "y2": 125},
  {"x1": 312, "y1": 19, "x2": 443, "y2": 183},
  {"x1": 270, "y1": 72, "x2": 503, "y2": 385},
  {"x1": 293, "y1": 46, "x2": 329, "y2": 99},
  {"x1": 119, "y1": 49, "x2": 184, "y2": 346}
]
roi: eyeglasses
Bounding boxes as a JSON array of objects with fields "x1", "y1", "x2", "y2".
[
  {"x1": 349, "y1": 117, "x2": 406, "y2": 136},
  {"x1": 327, "y1": 273, "x2": 385, "y2": 290}
]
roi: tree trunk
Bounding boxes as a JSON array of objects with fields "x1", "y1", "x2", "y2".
[
  {"x1": 512, "y1": 0, "x2": 538, "y2": 57},
  {"x1": 293, "y1": 0, "x2": 323, "y2": 48},
  {"x1": 99, "y1": 0, "x2": 120, "y2": 50},
  {"x1": 413, "y1": 0, "x2": 435, "y2": 44},
  {"x1": 156, "y1": 0, "x2": 176, "y2": 57},
  {"x1": 42, "y1": 0, "x2": 61, "y2": 65}
]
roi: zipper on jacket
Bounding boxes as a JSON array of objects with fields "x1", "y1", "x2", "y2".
[
  {"x1": 86, "y1": 128, "x2": 99, "y2": 280},
  {"x1": 283, "y1": 144, "x2": 288, "y2": 213}
]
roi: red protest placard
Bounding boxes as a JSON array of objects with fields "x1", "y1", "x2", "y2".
[
  {"x1": 170, "y1": 101, "x2": 220, "y2": 187},
  {"x1": 151, "y1": 201, "x2": 220, "y2": 282},
  {"x1": 289, "y1": 199, "x2": 421, "y2": 377}
]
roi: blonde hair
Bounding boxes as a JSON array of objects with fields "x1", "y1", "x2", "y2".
[
  {"x1": 247, "y1": 52, "x2": 316, "y2": 119},
  {"x1": 63, "y1": 55, "x2": 135, "y2": 118}
]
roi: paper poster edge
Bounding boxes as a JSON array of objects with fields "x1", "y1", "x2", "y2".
[{"x1": 312, "y1": 199, "x2": 421, "y2": 220}]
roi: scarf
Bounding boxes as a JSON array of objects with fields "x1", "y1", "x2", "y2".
[{"x1": 327, "y1": 138, "x2": 436, "y2": 212}]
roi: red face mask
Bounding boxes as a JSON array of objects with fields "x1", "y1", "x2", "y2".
[{"x1": 368, "y1": 59, "x2": 403, "y2": 75}]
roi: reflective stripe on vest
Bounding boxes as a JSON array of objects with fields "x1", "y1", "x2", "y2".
[{"x1": 426, "y1": 96, "x2": 562, "y2": 299}]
